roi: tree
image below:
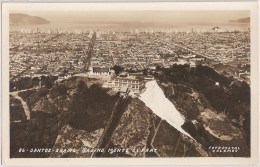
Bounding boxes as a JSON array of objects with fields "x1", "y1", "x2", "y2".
[
  {"x1": 41, "y1": 76, "x2": 53, "y2": 89},
  {"x1": 143, "y1": 68, "x2": 148, "y2": 75},
  {"x1": 113, "y1": 65, "x2": 124, "y2": 75}
]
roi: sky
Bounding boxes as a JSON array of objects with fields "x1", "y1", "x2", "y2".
[{"x1": 12, "y1": 10, "x2": 250, "y2": 25}]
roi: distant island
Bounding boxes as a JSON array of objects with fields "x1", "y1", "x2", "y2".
[
  {"x1": 10, "y1": 13, "x2": 50, "y2": 26},
  {"x1": 229, "y1": 17, "x2": 250, "y2": 23}
]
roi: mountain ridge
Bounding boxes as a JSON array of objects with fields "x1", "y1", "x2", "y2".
[
  {"x1": 229, "y1": 17, "x2": 250, "y2": 23},
  {"x1": 10, "y1": 13, "x2": 50, "y2": 26}
]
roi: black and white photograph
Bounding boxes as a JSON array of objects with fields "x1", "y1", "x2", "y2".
[{"x1": 1, "y1": 2, "x2": 259, "y2": 166}]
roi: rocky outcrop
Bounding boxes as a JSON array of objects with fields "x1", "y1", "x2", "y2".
[
  {"x1": 109, "y1": 99, "x2": 153, "y2": 157},
  {"x1": 50, "y1": 125, "x2": 103, "y2": 158}
]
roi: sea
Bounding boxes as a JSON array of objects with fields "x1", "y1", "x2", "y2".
[{"x1": 10, "y1": 22, "x2": 250, "y2": 33}]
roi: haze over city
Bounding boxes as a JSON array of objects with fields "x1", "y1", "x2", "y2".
[{"x1": 10, "y1": 10, "x2": 250, "y2": 31}]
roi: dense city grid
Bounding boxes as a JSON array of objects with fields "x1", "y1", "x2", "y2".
[{"x1": 9, "y1": 29, "x2": 250, "y2": 83}]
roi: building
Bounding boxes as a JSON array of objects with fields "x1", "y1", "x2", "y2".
[
  {"x1": 102, "y1": 80, "x2": 115, "y2": 88},
  {"x1": 113, "y1": 73, "x2": 144, "y2": 94},
  {"x1": 118, "y1": 85, "x2": 129, "y2": 96},
  {"x1": 144, "y1": 75, "x2": 154, "y2": 81},
  {"x1": 88, "y1": 66, "x2": 114, "y2": 76}
]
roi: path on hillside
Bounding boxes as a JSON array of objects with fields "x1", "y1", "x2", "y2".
[
  {"x1": 10, "y1": 92, "x2": 30, "y2": 120},
  {"x1": 93, "y1": 95, "x2": 131, "y2": 157}
]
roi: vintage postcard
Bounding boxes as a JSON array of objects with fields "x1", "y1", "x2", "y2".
[{"x1": 1, "y1": 2, "x2": 259, "y2": 166}]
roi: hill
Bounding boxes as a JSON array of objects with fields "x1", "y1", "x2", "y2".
[
  {"x1": 229, "y1": 17, "x2": 250, "y2": 23},
  {"x1": 9, "y1": 64, "x2": 251, "y2": 157},
  {"x1": 10, "y1": 13, "x2": 50, "y2": 26},
  {"x1": 155, "y1": 64, "x2": 250, "y2": 157}
]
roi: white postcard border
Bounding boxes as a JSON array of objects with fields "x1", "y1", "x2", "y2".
[{"x1": 1, "y1": 2, "x2": 259, "y2": 166}]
